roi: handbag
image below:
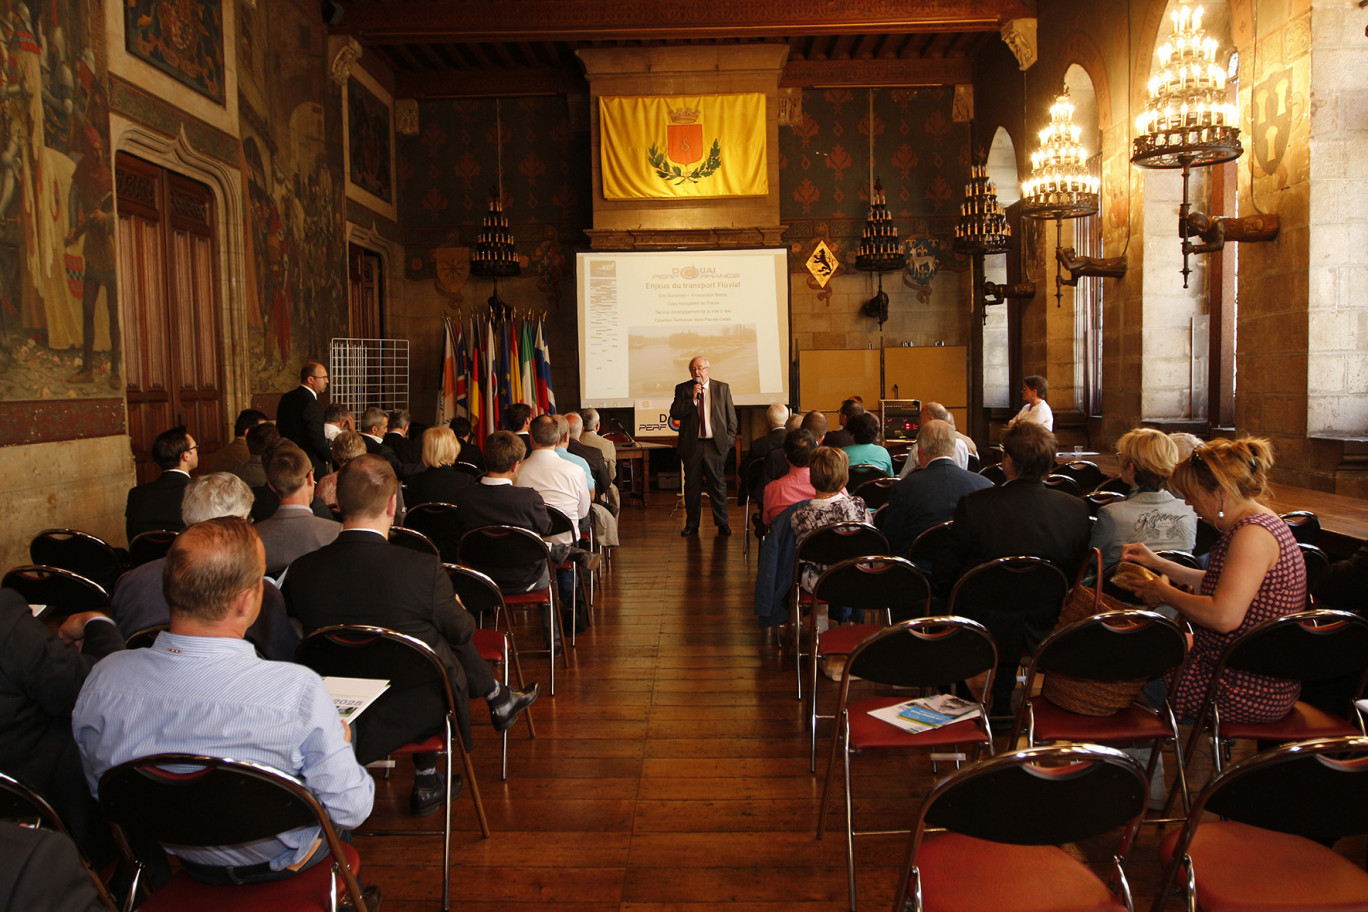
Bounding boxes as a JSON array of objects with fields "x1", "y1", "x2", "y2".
[{"x1": 1040, "y1": 548, "x2": 1148, "y2": 716}]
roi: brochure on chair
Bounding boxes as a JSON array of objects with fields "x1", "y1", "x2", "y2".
[
  {"x1": 324, "y1": 677, "x2": 390, "y2": 721},
  {"x1": 868, "y1": 694, "x2": 981, "y2": 734}
]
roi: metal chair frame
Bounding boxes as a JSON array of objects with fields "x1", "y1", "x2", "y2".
[
  {"x1": 853, "y1": 476, "x2": 899, "y2": 512},
  {"x1": 403, "y1": 502, "x2": 463, "y2": 564},
  {"x1": 740, "y1": 458, "x2": 768, "y2": 560},
  {"x1": 1, "y1": 564, "x2": 109, "y2": 619},
  {"x1": 388, "y1": 525, "x2": 440, "y2": 557},
  {"x1": 1053, "y1": 459, "x2": 1105, "y2": 493},
  {"x1": 545, "y1": 506, "x2": 586, "y2": 645},
  {"x1": 845, "y1": 463, "x2": 887, "y2": 494},
  {"x1": 30, "y1": 528, "x2": 125, "y2": 594},
  {"x1": 127, "y1": 530, "x2": 179, "y2": 568},
  {"x1": 0, "y1": 770, "x2": 119, "y2": 910}
]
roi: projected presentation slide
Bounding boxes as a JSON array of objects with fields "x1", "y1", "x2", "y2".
[{"x1": 577, "y1": 249, "x2": 790, "y2": 408}]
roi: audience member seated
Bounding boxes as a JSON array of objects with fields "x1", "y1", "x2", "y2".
[
  {"x1": 898, "y1": 401, "x2": 970, "y2": 475},
  {"x1": 881, "y1": 419, "x2": 992, "y2": 556},
  {"x1": 566, "y1": 412, "x2": 618, "y2": 515},
  {"x1": 1089, "y1": 428, "x2": 1197, "y2": 566},
  {"x1": 448, "y1": 416, "x2": 486, "y2": 472},
  {"x1": 761, "y1": 410, "x2": 827, "y2": 491},
  {"x1": 840, "y1": 411, "x2": 893, "y2": 476},
  {"x1": 317, "y1": 431, "x2": 366, "y2": 508},
  {"x1": 1120, "y1": 437, "x2": 1308, "y2": 725},
  {"x1": 384, "y1": 409, "x2": 425, "y2": 471},
  {"x1": 0, "y1": 822, "x2": 114, "y2": 912},
  {"x1": 359, "y1": 406, "x2": 405, "y2": 479},
  {"x1": 254, "y1": 442, "x2": 341, "y2": 578},
  {"x1": 503, "y1": 402, "x2": 533, "y2": 457},
  {"x1": 1006, "y1": 374, "x2": 1053, "y2": 431},
  {"x1": 74, "y1": 518, "x2": 377, "y2": 889},
  {"x1": 210, "y1": 409, "x2": 267, "y2": 473},
  {"x1": 762, "y1": 429, "x2": 819, "y2": 526},
  {"x1": 0, "y1": 589, "x2": 122, "y2": 864},
  {"x1": 111, "y1": 473, "x2": 300, "y2": 661},
  {"x1": 283, "y1": 455, "x2": 538, "y2": 815},
  {"x1": 556, "y1": 415, "x2": 619, "y2": 549},
  {"x1": 943, "y1": 421, "x2": 1091, "y2": 711},
  {"x1": 575, "y1": 409, "x2": 617, "y2": 481},
  {"x1": 790, "y1": 447, "x2": 873, "y2": 616},
  {"x1": 227, "y1": 421, "x2": 279, "y2": 489},
  {"x1": 125, "y1": 425, "x2": 197, "y2": 540},
  {"x1": 823, "y1": 398, "x2": 864, "y2": 449},
  {"x1": 406, "y1": 426, "x2": 475, "y2": 507},
  {"x1": 516, "y1": 415, "x2": 599, "y2": 619},
  {"x1": 323, "y1": 403, "x2": 353, "y2": 442},
  {"x1": 1168, "y1": 431, "x2": 1204, "y2": 460},
  {"x1": 742, "y1": 403, "x2": 789, "y2": 503}
]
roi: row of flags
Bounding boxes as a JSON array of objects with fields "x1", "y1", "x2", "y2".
[{"x1": 437, "y1": 315, "x2": 556, "y2": 445}]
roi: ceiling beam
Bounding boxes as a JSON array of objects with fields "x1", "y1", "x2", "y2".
[
  {"x1": 780, "y1": 57, "x2": 972, "y2": 88},
  {"x1": 394, "y1": 68, "x2": 589, "y2": 99},
  {"x1": 336, "y1": 0, "x2": 1031, "y2": 43}
]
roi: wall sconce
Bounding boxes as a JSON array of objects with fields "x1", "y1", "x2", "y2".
[
  {"x1": 1055, "y1": 248, "x2": 1127, "y2": 285},
  {"x1": 1131, "y1": 0, "x2": 1276, "y2": 286},
  {"x1": 982, "y1": 281, "x2": 1037, "y2": 310}
]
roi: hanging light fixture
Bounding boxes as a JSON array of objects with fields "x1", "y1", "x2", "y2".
[
  {"x1": 1021, "y1": 86, "x2": 1106, "y2": 305},
  {"x1": 1131, "y1": 0, "x2": 1275, "y2": 287},
  {"x1": 471, "y1": 99, "x2": 520, "y2": 279},
  {"x1": 953, "y1": 156, "x2": 1010, "y2": 256}
]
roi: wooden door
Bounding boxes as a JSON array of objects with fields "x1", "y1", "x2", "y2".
[
  {"x1": 116, "y1": 154, "x2": 224, "y2": 483},
  {"x1": 348, "y1": 242, "x2": 383, "y2": 339}
]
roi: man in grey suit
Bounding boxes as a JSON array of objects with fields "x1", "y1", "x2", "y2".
[
  {"x1": 669, "y1": 355, "x2": 738, "y2": 536},
  {"x1": 254, "y1": 442, "x2": 341, "y2": 577},
  {"x1": 881, "y1": 419, "x2": 993, "y2": 556}
]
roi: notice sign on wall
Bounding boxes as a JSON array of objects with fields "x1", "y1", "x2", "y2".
[{"x1": 635, "y1": 400, "x2": 678, "y2": 438}]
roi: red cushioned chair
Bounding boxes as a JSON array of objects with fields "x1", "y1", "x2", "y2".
[
  {"x1": 806, "y1": 555, "x2": 932, "y2": 771},
  {"x1": 894, "y1": 743, "x2": 1149, "y2": 912},
  {"x1": 816, "y1": 616, "x2": 997, "y2": 912},
  {"x1": 1152, "y1": 736, "x2": 1368, "y2": 912},
  {"x1": 98, "y1": 754, "x2": 373, "y2": 912},
  {"x1": 1182, "y1": 609, "x2": 1368, "y2": 774},
  {"x1": 1006, "y1": 608, "x2": 1193, "y2": 818}
]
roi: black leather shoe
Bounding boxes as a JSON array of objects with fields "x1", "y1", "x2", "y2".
[
  {"x1": 680, "y1": 526, "x2": 698, "y2": 536},
  {"x1": 718, "y1": 525, "x2": 732, "y2": 535},
  {"x1": 490, "y1": 683, "x2": 541, "y2": 732},
  {"x1": 409, "y1": 772, "x2": 463, "y2": 817}
]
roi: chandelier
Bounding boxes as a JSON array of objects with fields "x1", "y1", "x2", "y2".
[
  {"x1": 471, "y1": 99, "x2": 520, "y2": 279},
  {"x1": 1131, "y1": 0, "x2": 1241, "y2": 169},
  {"x1": 1021, "y1": 87, "x2": 1098, "y2": 220},
  {"x1": 954, "y1": 158, "x2": 1010, "y2": 256},
  {"x1": 854, "y1": 177, "x2": 906, "y2": 274}
]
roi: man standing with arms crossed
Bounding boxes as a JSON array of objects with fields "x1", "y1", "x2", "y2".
[{"x1": 670, "y1": 356, "x2": 737, "y2": 537}]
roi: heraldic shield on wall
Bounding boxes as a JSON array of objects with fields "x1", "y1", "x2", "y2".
[{"x1": 598, "y1": 93, "x2": 767, "y2": 200}]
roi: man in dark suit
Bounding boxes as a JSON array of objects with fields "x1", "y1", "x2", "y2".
[
  {"x1": 669, "y1": 355, "x2": 737, "y2": 536},
  {"x1": 384, "y1": 409, "x2": 425, "y2": 471},
  {"x1": 881, "y1": 419, "x2": 993, "y2": 556},
  {"x1": 942, "y1": 421, "x2": 1090, "y2": 712},
  {"x1": 741, "y1": 402, "x2": 789, "y2": 504},
  {"x1": 282, "y1": 455, "x2": 538, "y2": 815},
  {"x1": 503, "y1": 402, "x2": 533, "y2": 458},
  {"x1": 125, "y1": 426, "x2": 197, "y2": 540},
  {"x1": 358, "y1": 406, "x2": 406, "y2": 477},
  {"x1": 450, "y1": 430, "x2": 553, "y2": 593},
  {"x1": 275, "y1": 362, "x2": 332, "y2": 476}
]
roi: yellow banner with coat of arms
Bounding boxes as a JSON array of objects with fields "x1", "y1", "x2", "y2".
[{"x1": 599, "y1": 93, "x2": 768, "y2": 200}]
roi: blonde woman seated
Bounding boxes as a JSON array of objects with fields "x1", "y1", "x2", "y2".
[
  {"x1": 1121, "y1": 437, "x2": 1307, "y2": 724},
  {"x1": 1089, "y1": 428, "x2": 1197, "y2": 566},
  {"x1": 407, "y1": 426, "x2": 475, "y2": 507},
  {"x1": 791, "y1": 446, "x2": 872, "y2": 624}
]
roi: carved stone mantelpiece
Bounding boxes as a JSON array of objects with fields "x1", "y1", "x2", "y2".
[{"x1": 586, "y1": 227, "x2": 788, "y2": 250}]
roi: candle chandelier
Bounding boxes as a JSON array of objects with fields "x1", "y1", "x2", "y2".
[
  {"x1": 954, "y1": 159, "x2": 1010, "y2": 256},
  {"x1": 471, "y1": 99, "x2": 520, "y2": 279},
  {"x1": 1130, "y1": 0, "x2": 1276, "y2": 287}
]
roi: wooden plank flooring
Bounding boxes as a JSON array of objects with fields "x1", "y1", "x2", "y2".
[{"x1": 357, "y1": 499, "x2": 1355, "y2": 912}]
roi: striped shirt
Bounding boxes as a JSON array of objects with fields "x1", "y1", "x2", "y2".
[{"x1": 72, "y1": 632, "x2": 374, "y2": 871}]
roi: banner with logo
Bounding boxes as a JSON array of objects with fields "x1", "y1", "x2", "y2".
[
  {"x1": 599, "y1": 93, "x2": 768, "y2": 200},
  {"x1": 634, "y1": 399, "x2": 678, "y2": 438}
]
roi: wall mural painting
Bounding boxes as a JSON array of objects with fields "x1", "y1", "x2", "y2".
[
  {"x1": 236, "y1": 0, "x2": 346, "y2": 394},
  {"x1": 0, "y1": 0, "x2": 117, "y2": 402},
  {"x1": 125, "y1": 0, "x2": 225, "y2": 103},
  {"x1": 347, "y1": 78, "x2": 391, "y2": 203}
]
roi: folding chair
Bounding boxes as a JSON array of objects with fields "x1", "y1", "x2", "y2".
[
  {"x1": 545, "y1": 506, "x2": 587, "y2": 643},
  {"x1": 1182, "y1": 609, "x2": 1368, "y2": 774},
  {"x1": 816, "y1": 616, "x2": 997, "y2": 912},
  {"x1": 1053, "y1": 459, "x2": 1104, "y2": 492},
  {"x1": 903, "y1": 520, "x2": 953, "y2": 575},
  {"x1": 854, "y1": 476, "x2": 899, "y2": 512},
  {"x1": 296, "y1": 626, "x2": 490, "y2": 911},
  {"x1": 945, "y1": 556, "x2": 1071, "y2": 719},
  {"x1": 846, "y1": 463, "x2": 887, "y2": 492},
  {"x1": 0, "y1": 771, "x2": 119, "y2": 910},
  {"x1": 453, "y1": 461, "x2": 483, "y2": 480},
  {"x1": 444, "y1": 564, "x2": 536, "y2": 780},
  {"x1": 127, "y1": 530, "x2": 179, "y2": 568},
  {"x1": 1093, "y1": 474, "x2": 1132, "y2": 495},
  {"x1": 459, "y1": 524, "x2": 566, "y2": 695},
  {"x1": 806, "y1": 555, "x2": 932, "y2": 770},
  {"x1": 788, "y1": 521, "x2": 889, "y2": 700},
  {"x1": 1006, "y1": 608, "x2": 1193, "y2": 817},
  {"x1": 741, "y1": 458, "x2": 768, "y2": 559},
  {"x1": 30, "y1": 528, "x2": 125, "y2": 594},
  {"x1": 1279, "y1": 509, "x2": 1321, "y2": 546},
  {"x1": 1300, "y1": 542, "x2": 1331, "y2": 603},
  {"x1": 1084, "y1": 489, "x2": 1126, "y2": 516},
  {"x1": 1, "y1": 565, "x2": 109, "y2": 618},
  {"x1": 1152, "y1": 736, "x2": 1368, "y2": 912},
  {"x1": 1043, "y1": 473, "x2": 1084, "y2": 497},
  {"x1": 404, "y1": 502, "x2": 462, "y2": 563},
  {"x1": 977, "y1": 463, "x2": 1007, "y2": 485},
  {"x1": 894, "y1": 743, "x2": 1149, "y2": 912},
  {"x1": 388, "y1": 525, "x2": 439, "y2": 557},
  {"x1": 99, "y1": 754, "x2": 373, "y2": 912}
]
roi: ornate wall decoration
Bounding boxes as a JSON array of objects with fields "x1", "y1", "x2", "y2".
[{"x1": 125, "y1": 0, "x2": 226, "y2": 103}]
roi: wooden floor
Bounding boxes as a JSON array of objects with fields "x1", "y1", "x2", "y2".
[{"x1": 355, "y1": 498, "x2": 1352, "y2": 912}]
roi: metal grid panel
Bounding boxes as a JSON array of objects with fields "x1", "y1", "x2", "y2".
[{"x1": 329, "y1": 338, "x2": 409, "y2": 415}]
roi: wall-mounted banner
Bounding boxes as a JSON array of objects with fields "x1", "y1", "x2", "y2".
[
  {"x1": 599, "y1": 93, "x2": 768, "y2": 200},
  {"x1": 635, "y1": 399, "x2": 679, "y2": 438}
]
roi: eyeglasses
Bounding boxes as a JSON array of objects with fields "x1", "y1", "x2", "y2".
[{"x1": 312, "y1": 374, "x2": 329, "y2": 380}]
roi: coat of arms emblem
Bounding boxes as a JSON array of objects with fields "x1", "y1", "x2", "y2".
[{"x1": 648, "y1": 106, "x2": 722, "y2": 185}]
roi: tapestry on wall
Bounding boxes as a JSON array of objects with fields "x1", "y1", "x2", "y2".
[
  {"x1": 347, "y1": 79, "x2": 392, "y2": 203},
  {"x1": 124, "y1": 0, "x2": 226, "y2": 103},
  {"x1": 0, "y1": 0, "x2": 120, "y2": 405},
  {"x1": 599, "y1": 93, "x2": 767, "y2": 200},
  {"x1": 237, "y1": 0, "x2": 347, "y2": 394}
]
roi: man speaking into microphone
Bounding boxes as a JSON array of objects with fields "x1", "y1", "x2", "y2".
[{"x1": 670, "y1": 356, "x2": 738, "y2": 537}]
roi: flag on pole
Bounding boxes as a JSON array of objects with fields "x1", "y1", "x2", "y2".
[
  {"x1": 467, "y1": 317, "x2": 483, "y2": 445},
  {"x1": 520, "y1": 319, "x2": 537, "y2": 408},
  {"x1": 508, "y1": 317, "x2": 524, "y2": 409},
  {"x1": 534, "y1": 317, "x2": 556, "y2": 414},
  {"x1": 437, "y1": 318, "x2": 458, "y2": 426},
  {"x1": 484, "y1": 318, "x2": 499, "y2": 434},
  {"x1": 496, "y1": 319, "x2": 512, "y2": 419}
]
